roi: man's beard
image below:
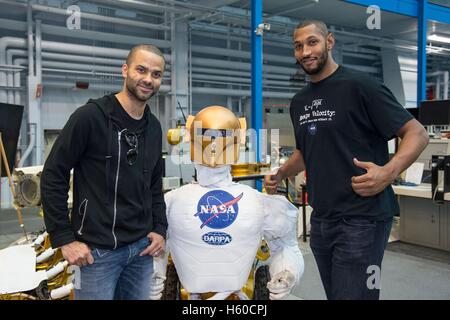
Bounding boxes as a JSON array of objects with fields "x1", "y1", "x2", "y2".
[
  {"x1": 126, "y1": 79, "x2": 155, "y2": 102},
  {"x1": 300, "y1": 44, "x2": 328, "y2": 75}
]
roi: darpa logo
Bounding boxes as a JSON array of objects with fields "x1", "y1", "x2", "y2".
[{"x1": 202, "y1": 232, "x2": 232, "y2": 246}]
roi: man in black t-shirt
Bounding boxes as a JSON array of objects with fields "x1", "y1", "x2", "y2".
[
  {"x1": 41, "y1": 44, "x2": 167, "y2": 300},
  {"x1": 264, "y1": 20, "x2": 428, "y2": 300}
]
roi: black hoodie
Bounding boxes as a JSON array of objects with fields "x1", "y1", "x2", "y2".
[{"x1": 41, "y1": 93, "x2": 167, "y2": 250}]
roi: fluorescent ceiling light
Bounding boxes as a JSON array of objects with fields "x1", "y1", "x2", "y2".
[
  {"x1": 428, "y1": 33, "x2": 450, "y2": 44},
  {"x1": 427, "y1": 47, "x2": 443, "y2": 54}
]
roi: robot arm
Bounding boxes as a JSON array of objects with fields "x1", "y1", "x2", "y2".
[
  {"x1": 266, "y1": 245, "x2": 304, "y2": 300},
  {"x1": 149, "y1": 249, "x2": 169, "y2": 300},
  {"x1": 261, "y1": 194, "x2": 305, "y2": 300},
  {"x1": 149, "y1": 190, "x2": 174, "y2": 300}
]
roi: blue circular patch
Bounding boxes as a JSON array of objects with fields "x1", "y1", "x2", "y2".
[
  {"x1": 308, "y1": 123, "x2": 317, "y2": 135},
  {"x1": 195, "y1": 190, "x2": 242, "y2": 229},
  {"x1": 202, "y1": 232, "x2": 232, "y2": 246}
]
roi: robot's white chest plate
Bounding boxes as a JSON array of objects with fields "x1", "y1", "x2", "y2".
[{"x1": 167, "y1": 184, "x2": 265, "y2": 293}]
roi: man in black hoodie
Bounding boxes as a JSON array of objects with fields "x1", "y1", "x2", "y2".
[{"x1": 41, "y1": 44, "x2": 168, "y2": 300}]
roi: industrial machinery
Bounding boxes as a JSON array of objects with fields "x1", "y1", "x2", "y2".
[
  {"x1": 161, "y1": 240, "x2": 272, "y2": 300},
  {"x1": 12, "y1": 165, "x2": 73, "y2": 209},
  {"x1": 0, "y1": 166, "x2": 74, "y2": 300},
  {"x1": 431, "y1": 155, "x2": 450, "y2": 203},
  {"x1": 12, "y1": 165, "x2": 43, "y2": 208},
  {"x1": 0, "y1": 231, "x2": 74, "y2": 300},
  {"x1": 230, "y1": 162, "x2": 271, "y2": 177}
]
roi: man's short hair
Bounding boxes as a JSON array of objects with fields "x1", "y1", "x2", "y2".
[
  {"x1": 126, "y1": 44, "x2": 165, "y2": 66},
  {"x1": 295, "y1": 20, "x2": 329, "y2": 38}
]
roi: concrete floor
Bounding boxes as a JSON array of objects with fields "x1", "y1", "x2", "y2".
[
  {"x1": 0, "y1": 207, "x2": 44, "y2": 248},
  {"x1": 290, "y1": 238, "x2": 450, "y2": 300},
  {"x1": 1, "y1": 209, "x2": 449, "y2": 300}
]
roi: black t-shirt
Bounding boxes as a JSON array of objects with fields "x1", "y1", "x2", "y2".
[
  {"x1": 290, "y1": 66, "x2": 413, "y2": 221},
  {"x1": 111, "y1": 95, "x2": 147, "y2": 133}
]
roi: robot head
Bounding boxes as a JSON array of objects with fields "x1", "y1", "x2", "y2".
[{"x1": 186, "y1": 106, "x2": 246, "y2": 168}]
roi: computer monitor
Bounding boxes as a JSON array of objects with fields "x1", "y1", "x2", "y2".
[
  {"x1": 419, "y1": 100, "x2": 450, "y2": 126},
  {"x1": 406, "y1": 107, "x2": 419, "y2": 120}
]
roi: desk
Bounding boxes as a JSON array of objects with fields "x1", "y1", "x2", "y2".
[
  {"x1": 392, "y1": 184, "x2": 450, "y2": 251},
  {"x1": 392, "y1": 183, "x2": 450, "y2": 200}
]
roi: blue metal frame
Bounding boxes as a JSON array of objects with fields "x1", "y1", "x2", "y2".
[
  {"x1": 251, "y1": 0, "x2": 263, "y2": 190},
  {"x1": 344, "y1": 0, "x2": 450, "y2": 106},
  {"x1": 345, "y1": 0, "x2": 450, "y2": 23},
  {"x1": 251, "y1": 0, "x2": 263, "y2": 162},
  {"x1": 428, "y1": 3, "x2": 450, "y2": 24},
  {"x1": 345, "y1": 0, "x2": 418, "y2": 17},
  {"x1": 418, "y1": 0, "x2": 428, "y2": 104}
]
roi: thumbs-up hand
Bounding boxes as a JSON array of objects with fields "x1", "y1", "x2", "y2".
[{"x1": 351, "y1": 158, "x2": 395, "y2": 197}]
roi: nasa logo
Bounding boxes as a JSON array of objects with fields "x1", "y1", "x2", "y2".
[
  {"x1": 308, "y1": 123, "x2": 317, "y2": 135},
  {"x1": 194, "y1": 190, "x2": 243, "y2": 229},
  {"x1": 202, "y1": 232, "x2": 232, "y2": 246}
]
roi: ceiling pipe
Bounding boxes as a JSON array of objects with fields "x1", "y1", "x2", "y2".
[
  {"x1": 7, "y1": 45, "x2": 304, "y2": 103},
  {"x1": 191, "y1": 29, "x2": 294, "y2": 50},
  {"x1": 42, "y1": 52, "x2": 125, "y2": 66},
  {"x1": 18, "y1": 123, "x2": 35, "y2": 168},
  {"x1": 0, "y1": 17, "x2": 170, "y2": 48},
  {"x1": 0, "y1": 37, "x2": 26, "y2": 102},
  {"x1": 86, "y1": 0, "x2": 187, "y2": 14},
  {"x1": 193, "y1": 66, "x2": 303, "y2": 81},
  {"x1": 42, "y1": 40, "x2": 171, "y2": 62},
  {"x1": 13, "y1": 57, "x2": 26, "y2": 105},
  {"x1": 27, "y1": 1, "x2": 34, "y2": 77},
  {"x1": 7, "y1": 49, "x2": 124, "y2": 69},
  {"x1": 1, "y1": 36, "x2": 171, "y2": 75},
  {"x1": 31, "y1": 3, "x2": 170, "y2": 31},
  {"x1": 43, "y1": 80, "x2": 170, "y2": 93},
  {"x1": 191, "y1": 44, "x2": 295, "y2": 65},
  {"x1": 192, "y1": 57, "x2": 301, "y2": 75},
  {"x1": 42, "y1": 61, "x2": 124, "y2": 74},
  {"x1": 10, "y1": 46, "x2": 295, "y2": 88},
  {"x1": 191, "y1": 28, "x2": 382, "y2": 59},
  {"x1": 0, "y1": 31, "x2": 173, "y2": 101},
  {"x1": 0, "y1": 0, "x2": 172, "y2": 31},
  {"x1": 192, "y1": 73, "x2": 302, "y2": 88},
  {"x1": 42, "y1": 78, "x2": 296, "y2": 99},
  {"x1": 36, "y1": 20, "x2": 41, "y2": 81},
  {"x1": 192, "y1": 86, "x2": 296, "y2": 99},
  {"x1": 40, "y1": 23, "x2": 171, "y2": 49},
  {"x1": 6, "y1": 49, "x2": 25, "y2": 104}
]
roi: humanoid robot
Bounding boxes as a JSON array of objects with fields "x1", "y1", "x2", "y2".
[{"x1": 150, "y1": 106, "x2": 304, "y2": 300}]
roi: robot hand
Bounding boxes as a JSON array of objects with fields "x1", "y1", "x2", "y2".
[
  {"x1": 266, "y1": 270, "x2": 295, "y2": 300},
  {"x1": 149, "y1": 273, "x2": 166, "y2": 300}
]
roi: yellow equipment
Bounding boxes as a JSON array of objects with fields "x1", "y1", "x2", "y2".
[{"x1": 161, "y1": 240, "x2": 271, "y2": 300}]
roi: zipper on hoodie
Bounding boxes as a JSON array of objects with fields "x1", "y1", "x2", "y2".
[
  {"x1": 112, "y1": 130, "x2": 126, "y2": 249},
  {"x1": 77, "y1": 199, "x2": 88, "y2": 236}
]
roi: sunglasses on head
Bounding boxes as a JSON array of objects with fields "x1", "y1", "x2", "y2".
[{"x1": 123, "y1": 130, "x2": 138, "y2": 166}]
